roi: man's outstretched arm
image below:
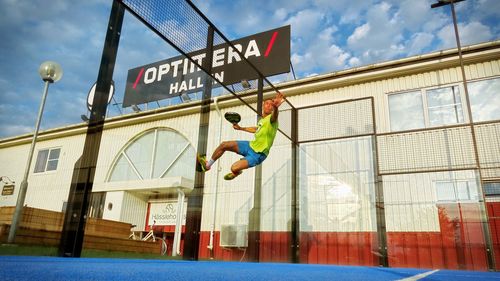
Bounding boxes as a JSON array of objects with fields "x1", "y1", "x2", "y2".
[
  {"x1": 271, "y1": 91, "x2": 285, "y2": 123},
  {"x1": 233, "y1": 124, "x2": 257, "y2": 133}
]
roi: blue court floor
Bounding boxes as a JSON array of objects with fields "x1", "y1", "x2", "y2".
[{"x1": 0, "y1": 256, "x2": 499, "y2": 281}]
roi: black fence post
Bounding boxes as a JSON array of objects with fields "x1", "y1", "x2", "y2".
[
  {"x1": 247, "y1": 76, "x2": 264, "y2": 262},
  {"x1": 183, "y1": 26, "x2": 214, "y2": 261},
  {"x1": 58, "y1": 0, "x2": 124, "y2": 257}
]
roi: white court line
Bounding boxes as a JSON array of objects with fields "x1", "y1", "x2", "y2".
[{"x1": 396, "y1": 269, "x2": 439, "y2": 281}]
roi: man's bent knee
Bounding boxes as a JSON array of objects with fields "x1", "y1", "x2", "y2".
[
  {"x1": 218, "y1": 141, "x2": 231, "y2": 151},
  {"x1": 231, "y1": 161, "x2": 248, "y2": 174},
  {"x1": 219, "y1": 141, "x2": 238, "y2": 152}
]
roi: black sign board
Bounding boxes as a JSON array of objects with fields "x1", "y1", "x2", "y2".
[{"x1": 123, "y1": 25, "x2": 290, "y2": 107}]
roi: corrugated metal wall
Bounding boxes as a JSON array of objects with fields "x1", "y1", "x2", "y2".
[
  {"x1": 120, "y1": 191, "x2": 147, "y2": 230},
  {"x1": 0, "y1": 134, "x2": 85, "y2": 211}
]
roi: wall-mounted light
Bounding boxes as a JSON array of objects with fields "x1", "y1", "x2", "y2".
[
  {"x1": 131, "y1": 104, "x2": 141, "y2": 113},
  {"x1": 241, "y1": 79, "x2": 251, "y2": 89},
  {"x1": 80, "y1": 114, "x2": 89, "y2": 122},
  {"x1": 180, "y1": 93, "x2": 191, "y2": 102}
]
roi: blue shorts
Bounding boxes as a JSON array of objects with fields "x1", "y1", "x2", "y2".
[{"x1": 236, "y1": 141, "x2": 267, "y2": 168}]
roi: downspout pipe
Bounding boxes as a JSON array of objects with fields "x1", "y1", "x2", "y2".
[
  {"x1": 208, "y1": 97, "x2": 223, "y2": 258},
  {"x1": 172, "y1": 188, "x2": 185, "y2": 256}
]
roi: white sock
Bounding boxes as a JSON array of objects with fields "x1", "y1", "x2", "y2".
[{"x1": 207, "y1": 159, "x2": 215, "y2": 169}]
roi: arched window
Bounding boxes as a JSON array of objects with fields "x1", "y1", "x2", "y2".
[{"x1": 107, "y1": 128, "x2": 195, "y2": 182}]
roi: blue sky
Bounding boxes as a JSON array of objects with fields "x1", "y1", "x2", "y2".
[{"x1": 0, "y1": 0, "x2": 498, "y2": 139}]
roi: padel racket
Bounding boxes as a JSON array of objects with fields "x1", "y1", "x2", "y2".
[{"x1": 224, "y1": 112, "x2": 241, "y2": 124}]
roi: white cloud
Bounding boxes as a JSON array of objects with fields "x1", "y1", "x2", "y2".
[
  {"x1": 0, "y1": 103, "x2": 37, "y2": 139},
  {"x1": 274, "y1": 8, "x2": 288, "y2": 22},
  {"x1": 327, "y1": 45, "x2": 351, "y2": 67},
  {"x1": 407, "y1": 32, "x2": 434, "y2": 55},
  {"x1": 291, "y1": 53, "x2": 304, "y2": 65},
  {"x1": 437, "y1": 21, "x2": 494, "y2": 49},
  {"x1": 347, "y1": 23, "x2": 371, "y2": 45},
  {"x1": 0, "y1": 125, "x2": 33, "y2": 139},
  {"x1": 286, "y1": 9, "x2": 325, "y2": 42},
  {"x1": 346, "y1": 2, "x2": 406, "y2": 64},
  {"x1": 319, "y1": 26, "x2": 337, "y2": 41},
  {"x1": 470, "y1": 0, "x2": 500, "y2": 21},
  {"x1": 393, "y1": 0, "x2": 443, "y2": 33},
  {"x1": 348, "y1": 57, "x2": 361, "y2": 67},
  {"x1": 315, "y1": 0, "x2": 370, "y2": 25},
  {"x1": 458, "y1": 21, "x2": 494, "y2": 45},
  {"x1": 291, "y1": 24, "x2": 352, "y2": 74}
]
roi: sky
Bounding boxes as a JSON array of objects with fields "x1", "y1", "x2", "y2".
[{"x1": 0, "y1": 0, "x2": 499, "y2": 139}]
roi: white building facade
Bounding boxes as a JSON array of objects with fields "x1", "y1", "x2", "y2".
[{"x1": 1, "y1": 41, "x2": 500, "y2": 270}]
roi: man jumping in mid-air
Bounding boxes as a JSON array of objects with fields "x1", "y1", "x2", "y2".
[{"x1": 197, "y1": 91, "x2": 285, "y2": 180}]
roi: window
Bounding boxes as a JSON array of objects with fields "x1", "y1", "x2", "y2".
[
  {"x1": 468, "y1": 77, "x2": 500, "y2": 122},
  {"x1": 426, "y1": 86, "x2": 464, "y2": 126},
  {"x1": 34, "y1": 148, "x2": 61, "y2": 173},
  {"x1": 388, "y1": 85, "x2": 464, "y2": 131},
  {"x1": 435, "y1": 180, "x2": 479, "y2": 202},
  {"x1": 484, "y1": 182, "x2": 500, "y2": 196},
  {"x1": 388, "y1": 91, "x2": 425, "y2": 131},
  {"x1": 108, "y1": 128, "x2": 196, "y2": 182}
]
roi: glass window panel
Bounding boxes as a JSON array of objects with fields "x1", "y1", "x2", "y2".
[
  {"x1": 153, "y1": 130, "x2": 191, "y2": 178},
  {"x1": 162, "y1": 146, "x2": 195, "y2": 180},
  {"x1": 469, "y1": 77, "x2": 500, "y2": 122},
  {"x1": 426, "y1": 86, "x2": 464, "y2": 126},
  {"x1": 300, "y1": 137, "x2": 376, "y2": 233},
  {"x1": 109, "y1": 153, "x2": 140, "y2": 182},
  {"x1": 46, "y1": 159, "x2": 58, "y2": 171},
  {"x1": 467, "y1": 181, "x2": 479, "y2": 201},
  {"x1": 48, "y1": 148, "x2": 60, "y2": 160},
  {"x1": 389, "y1": 91, "x2": 425, "y2": 131},
  {"x1": 108, "y1": 129, "x2": 196, "y2": 182},
  {"x1": 125, "y1": 131, "x2": 155, "y2": 179},
  {"x1": 456, "y1": 182, "x2": 470, "y2": 200},
  {"x1": 484, "y1": 183, "x2": 500, "y2": 196},
  {"x1": 436, "y1": 182, "x2": 456, "y2": 201},
  {"x1": 34, "y1": 149, "x2": 49, "y2": 173}
]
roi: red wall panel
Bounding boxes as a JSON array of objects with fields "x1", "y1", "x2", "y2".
[
  {"x1": 299, "y1": 232, "x2": 378, "y2": 266},
  {"x1": 487, "y1": 202, "x2": 500, "y2": 270},
  {"x1": 145, "y1": 201, "x2": 494, "y2": 271},
  {"x1": 385, "y1": 204, "x2": 489, "y2": 271}
]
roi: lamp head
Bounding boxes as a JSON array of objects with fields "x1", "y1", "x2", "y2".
[
  {"x1": 241, "y1": 79, "x2": 251, "y2": 89},
  {"x1": 131, "y1": 104, "x2": 141, "y2": 113},
  {"x1": 38, "y1": 61, "x2": 63, "y2": 83},
  {"x1": 431, "y1": 0, "x2": 465, "y2": 8}
]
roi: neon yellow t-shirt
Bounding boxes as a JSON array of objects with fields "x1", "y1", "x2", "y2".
[{"x1": 249, "y1": 114, "x2": 278, "y2": 156}]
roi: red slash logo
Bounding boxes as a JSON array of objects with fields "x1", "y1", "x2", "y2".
[
  {"x1": 133, "y1": 68, "x2": 145, "y2": 89},
  {"x1": 264, "y1": 31, "x2": 278, "y2": 57}
]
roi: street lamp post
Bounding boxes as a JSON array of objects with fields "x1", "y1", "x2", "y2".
[
  {"x1": 431, "y1": 1, "x2": 470, "y2": 117},
  {"x1": 431, "y1": 0, "x2": 496, "y2": 271},
  {"x1": 7, "y1": 61, "x2": 62, "y2": 243}
]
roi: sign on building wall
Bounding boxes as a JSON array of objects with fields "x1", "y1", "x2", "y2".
[
  {"x1": 1, "y1": 184, "x2": 14, "y2": 196},
  {"x1": 123, "y1": 25, "x2": 290, "y2": 107},
  {"x1": 148, "y1": 201, "x2": 187, "y2": 226}
]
